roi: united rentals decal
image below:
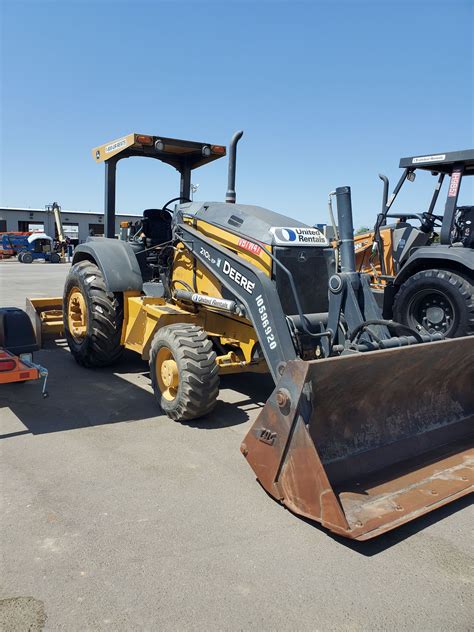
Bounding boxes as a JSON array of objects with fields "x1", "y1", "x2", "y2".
[
  {"x1": 190, "y1": 293, "x2": 234, "y2": 311},
  {"x1": 270, "y1": 227, "x2": 328, "y2": 246}
]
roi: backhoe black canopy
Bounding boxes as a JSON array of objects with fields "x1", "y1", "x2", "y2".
[
  {"x1": 92, "y1": 133, "x2": 226, "y2": 238},
  {"x1": 399, "y1": 149, "x2": 474, "y2": 174}
]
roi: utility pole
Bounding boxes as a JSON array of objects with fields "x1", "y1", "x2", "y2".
[{"x1": 191, "y1": 184, "x2": 199, "y2": 201}]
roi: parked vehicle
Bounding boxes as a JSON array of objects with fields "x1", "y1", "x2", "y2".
[
  {"x1": 16, "y1": 233, "x2": 61, "y2": 263},
  {"x1": 353, "y1": 151, "x2": 473, "y2": 337}
]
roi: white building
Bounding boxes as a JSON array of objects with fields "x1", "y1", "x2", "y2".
[{"x1": 0, "y1": 207, "x2": 141, "y2": 244}]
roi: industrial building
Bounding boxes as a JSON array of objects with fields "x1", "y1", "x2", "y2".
[{"x1": 0, "y1": 206, "x2": 140, "y2": 244}]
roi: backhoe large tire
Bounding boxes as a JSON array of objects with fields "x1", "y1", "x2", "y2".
[
  {"x1": 150, "y1": 324, "x2": 219, "y2": 421},
  {"x1": 64, "y1": 260, "x2": 124, "y2": 367},
  {"x1": 393, "y1": 268, "x2": 474, "y2": 338}
]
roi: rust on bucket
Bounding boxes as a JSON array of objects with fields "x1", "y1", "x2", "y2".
[{"x1": 241, "y1": 337, "x2": 473, "y2": 540}]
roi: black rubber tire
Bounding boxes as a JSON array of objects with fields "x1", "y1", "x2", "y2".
[
  {"x1": 393, "y1": 269, "x2": 474, "y2": 338},
  {"x1": 21, "y1": 252, "x2": 33, "y2": 264},
  {"x1": 50, "y1": 252, "x2": 61, "y2": 263},
  {"x1": 63, "y1": 261, "x2": 124, "y2": 367},
  {"x1": 149, "y1": 324, "x2": 219, "y2": 421},
  {"x1": 17, "y1": 253, "x2": 24, "y2": 262}
]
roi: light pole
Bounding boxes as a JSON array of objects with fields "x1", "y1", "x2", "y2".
[{"x1": 191, "y1": 183, "x2": 199, "y2": 201}]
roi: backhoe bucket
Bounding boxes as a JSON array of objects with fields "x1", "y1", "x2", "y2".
[
  {"x1": 25, "y1": 297, "x2": 64, "y2": 347},
  {"x1": 241, "y1": 337, "x2": 473, "y2": 540}
]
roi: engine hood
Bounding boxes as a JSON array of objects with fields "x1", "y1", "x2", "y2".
[{"x1": 178, "y1": 201, "x2": 328, "y2": 247}]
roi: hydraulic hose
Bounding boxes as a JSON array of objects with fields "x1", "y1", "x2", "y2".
[{"x1": 349, "y1": 319, "x2": 424, "y2": 344}]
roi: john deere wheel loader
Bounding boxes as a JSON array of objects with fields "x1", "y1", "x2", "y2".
[
  {"x1": 353, "y1": 151, "x2": 474, "y2": 337},
  {"x1": 32, "y1": 131, "x2": 473, "y2": 540}
]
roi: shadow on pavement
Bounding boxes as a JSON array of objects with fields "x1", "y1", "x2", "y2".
[
  {"x1": 2, "y1": 337, "x2": 470, "y2": 552},
  {"x1": 0, "y1": 340, "x2": 273, "y2": 438},
  {"x1": 276, "y1": 487, "x2": 473, "y2": 555},
  {"x1": 331, "y1": 494, "x2": 473, "y2": 554},
  {"x1": 189, "y1": 372, "x2": 273, "y2": 430}
]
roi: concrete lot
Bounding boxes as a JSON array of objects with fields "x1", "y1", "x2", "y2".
[{"x1": 0, "y1": 260, "x2": 472, "y2": 631}]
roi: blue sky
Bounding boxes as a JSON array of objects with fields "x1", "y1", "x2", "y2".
[{"x1": 1, "y1": 0, "x2": 473, "y2": 228}]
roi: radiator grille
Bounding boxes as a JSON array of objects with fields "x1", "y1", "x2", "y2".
[{"x1": 273, "y1": 247, "x2": 335, "y2": 315}]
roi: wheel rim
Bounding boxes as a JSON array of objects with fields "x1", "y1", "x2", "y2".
[
  {"x1": 156, "y1": 347, "x2": 179, "y2": 401},
  {"x1": 407, "y1": 289, "x2": 455, "y2": 336},
  {"x1": 67, "y1": 287, "x2": 88, "y2": 340}
]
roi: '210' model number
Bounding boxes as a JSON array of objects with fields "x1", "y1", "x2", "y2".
[{"x1": 256, "y1": 294, "x2": 277, "y2": 350}]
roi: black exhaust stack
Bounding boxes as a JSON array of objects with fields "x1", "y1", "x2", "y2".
[
  {"x1": 335, "y1": 186, "x2": 356, "y2": 273},
  {"x1": 379, "y1": 173, "x2": 389, "y2": 218},
  {"x1": 225, "y1": 130, "x2": 244, "y2": 203}
]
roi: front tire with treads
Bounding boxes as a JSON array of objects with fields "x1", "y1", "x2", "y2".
[
  {"x1": 150, "y1": 324, "x2": 219, "y2": 421},
  {"x1": 64, "y1": 260, "x2": 124, "y2": 367},
  {"x1": 393, "y1": 268, "x2": 474, "y2": 338}
]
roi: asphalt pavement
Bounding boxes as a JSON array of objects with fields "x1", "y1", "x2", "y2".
[{"x1": 0, "y1": 260, "x2": 472, "y2": 631}]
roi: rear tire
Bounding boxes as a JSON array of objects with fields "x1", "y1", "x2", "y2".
[
  {"x1": 21, "y1": 252, "x2": 33, "y2": 264},
  {"x1": 393, "y1": 269, "x2": 474, "y2": 338},
  {"x1": 63, "y1": 261, "x2": 124, "y2": 367},
  {"x1": 149, "y1": 324, "x2": 219, "y2": 421},
  {"x1": 50, "y1": 252, "x2": 61, "y2": 263},
  {"x1": 17, "y1": 253, "x2": 24, "y2": 262}
]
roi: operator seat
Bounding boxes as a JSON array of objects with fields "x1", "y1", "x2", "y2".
[{"x1": 141, "y1": 209, "x2": 172, "y2": 248}]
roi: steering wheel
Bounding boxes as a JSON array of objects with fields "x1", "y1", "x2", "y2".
[
  {"x1": 421, "y1": 212, "x2": 443, "y2": 233},
  {"x1": 161, "y1": 196, "x2": 191, "y2": 213}
]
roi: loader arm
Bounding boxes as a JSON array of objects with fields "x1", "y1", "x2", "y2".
[{"x1": 175, "y1": 222, "x2": 297, "y2": 381}]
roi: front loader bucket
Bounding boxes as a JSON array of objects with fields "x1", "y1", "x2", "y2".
[
  {"x1": 25, "y1": 297, "x2": 64, "y2": 347},
  {"x1": 241, "y1": 337, "x2": 473, "y2": 540}
]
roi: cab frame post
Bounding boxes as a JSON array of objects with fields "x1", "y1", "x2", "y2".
[
  {"x1": 104, "y1": 157, "x2": 118, "y2": 239},
  {"x1": 180, "y1": 161, "x2": 191, "y2": 200}
]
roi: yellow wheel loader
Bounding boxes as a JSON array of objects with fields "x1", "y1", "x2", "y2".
[{"x1": 30, "y1": 131, "x2": 473, "y2": 540}]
